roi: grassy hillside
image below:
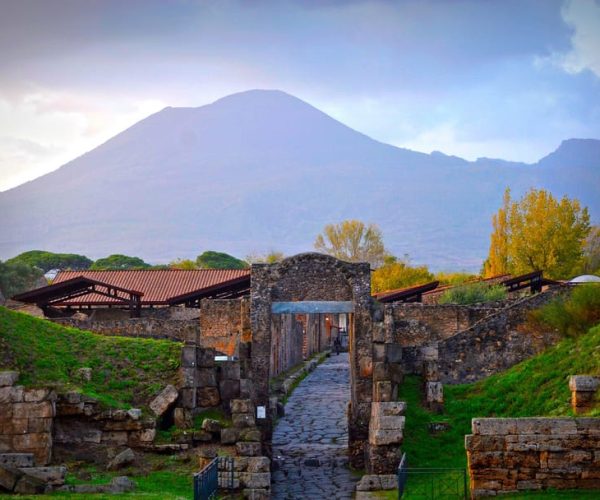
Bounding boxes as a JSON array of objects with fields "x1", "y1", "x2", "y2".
[
  {"x1": 0, "y1": 307, "x2": 181, "y2": 408},
  {"x1": 400, "y1": 323, "x2": 600, "y2": 471}
]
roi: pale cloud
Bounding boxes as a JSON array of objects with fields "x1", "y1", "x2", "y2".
[
  {"x1": 559, "y1": 0, "x2": 600, "y2": 77},
  {"x1": 0, "y1": 90, "x2": 167, "y2": 191}
]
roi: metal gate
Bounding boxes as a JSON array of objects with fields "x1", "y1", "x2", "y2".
[
  {"x1": 397, "y1": 453, "x2": 468, "y2": 499},
  {"x1": 193, "y1": 457, "x2": 235, "y2": 500}
]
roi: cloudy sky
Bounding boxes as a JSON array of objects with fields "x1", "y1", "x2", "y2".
[{"x1": 0, "y1": 0, "x2": 599, "y2": 191}]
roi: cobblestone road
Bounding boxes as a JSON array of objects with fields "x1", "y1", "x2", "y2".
[{"x1": 271, "y1": 353, "x2": 358, "y2": 499}]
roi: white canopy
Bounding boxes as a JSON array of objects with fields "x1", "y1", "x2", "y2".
[{"x1": 569, "y1": 274, "x2": 600, "y2": 283}]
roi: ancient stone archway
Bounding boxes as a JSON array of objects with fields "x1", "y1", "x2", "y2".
[{"x1": 250, "y1": 253, "x2": 373, "y2": 467}]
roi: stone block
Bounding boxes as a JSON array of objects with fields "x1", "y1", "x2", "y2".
[
  {"x1": 0, "y1": 386, "x2": 23, "y2": 404},
  {"x1": 385, "y1": 344, "x2": 403, "y2": 363},
  {"x1": 371, "y1": 401, "x2": 406, "y2": 419},
  {"x1": 472, "y1": 418, "x2": 518, "y2": 435},
  {"x1": 231, "y1": 399, "x2": 253, "y2": 414},
  {"x1": 127, "y1": 408, "x2": 142, "y2": 420},
  {"x1": 246, "y1": 457, "x2": 270, "y2": 473},
  {"x1": 375, "y1": 415, "x2": 405, "y2": 431},
  {"x1": 373, "y1": 343, "x2": 386, "y2": 362},
  {"x1": 0, "y1": 371, "x2": 19, "y2": 387},
  {"x1": 374, "y1": 381, "x2": 392, "y2": 402},
  {"x1": 12, "y1": 432, "x2": 51, "y2": 450},
  {"x1": 192, "y1": 430, "x2": 212, "y2": 442},
  {"x1": 197, "y1": 387, "x2": 221, "y2": 408},
  {"x1": 107, "y1": 448, "x2": 135, "y2": 471},
  {"x1": 20, "y1": 466, "x2": 67, "y2": 486},
  {"x1": 27, "y1": 418, "x2": 53, "y2": 433},
  {"x1": 181, "y1": 344, "x2": 197, "y2": 368},
  {"x1": 219, "y1": 380, "x2": 241, "y2": 401},
  {"x1": 101, "y1": 431, "x2": 129, "y2": 446},
  {"x1": 0, "y1": 454, "x2": 34, "y2": 468},
  {"x1": 233, "y1": 413, "x2": 256, "y2": 428},
  {"x1": 421, "y1": 345, "x2": 438, "y2": 361},
  {"x1": 0, "y1": 464, "x2": 21, "y2": 491},
  {"x1": 388, "y1": 363, "x2": 403, "y2": 384},
  {"x1": 132, "y1": 429, "x2": 156, "y2": 444},
  {"x1": 182, "y1": 367, "x2": 197, "y2": 388},
  {"x1": 220, "y1": 428, "x2": 240, "y2": 444},
  {"x1": 13, "y1": 401, "x2": 54, "y2": 419},
  {"x1": 240, "y1": 472, "x2": 270, "y2": 488},
  {"x1": 423, "y1": 360, "x2": 439, "y2": 381},
  {"x1": 174, "y1": 408, "x2": 193, "y2": 429},
  {"x1": 179, "y1": 388, "x2": 196, "y2": 409},
  {"x1": 220, "y1": 362, "x2": 241, "y2": 380},
  {"x1": 236, "y1": 441, "x2": 262, "y2": 456},
  {"x1": 368, "y1": 428, "x2": 403, "y2": 446},
  {"x1": 197, "y1": 368, "x2": 217, "y2": 387},
  {"x1": 23, "y1": 389, "x2": 50, "y2": 403},
  {"x1": 14, "y1": 474, "x2": 46, "y2": 494},
  {"x1": 239, "y1": 379, "x2": 252, "y2": 398},
  {"x1": 426, "y1": 382, "x2": 444, "y2": 404},
  {"x1": 242, "y1": 488, "x2": 269, "y2": 500},
  {"x1": 149, "y1": 385, "x2": 178, "y2": 417},
  {"x1": 201, "y1": 418, "x2": 222, "y2": 433},
  {"x1": 240, "y1": 428, "x2": 262, "y2": 442},
  {"x1": 372, "y1": 362, "x2": 387, "y2": 382},
  {"x1": 569, "y1": 375, "x2": 599, "y2": 392}
]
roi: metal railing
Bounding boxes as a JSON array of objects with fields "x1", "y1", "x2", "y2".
[
  {"x1": 397, "y1": 453, "x2": 468, "y2": 499},
  {"x1": 193, "y1": 456, "x2": 236, "y2": 500},
  {"x1": 194, "y1": 457, "x2": 219, "y2": 500}
]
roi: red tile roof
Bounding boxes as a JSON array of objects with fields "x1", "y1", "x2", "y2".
[{"x1": 53, "y1": 269, "x2": 250, "y2": 306}]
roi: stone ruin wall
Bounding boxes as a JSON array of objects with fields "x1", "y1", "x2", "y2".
[
  {"x1": 382, "y1": 288, "x2": 564, "y2": 384},
  {"x1": 52, "y1": 316, "x2": 200, "y2": 343},
  {"x1": 466, "y1": 417, "x2": 600, "y2": 497},
  {"x1": 198, "y1": 298, "x2": 251, "y2": 357},
  {"x1": 249, "y1": 253, "x2": 375, "y2": 470}
]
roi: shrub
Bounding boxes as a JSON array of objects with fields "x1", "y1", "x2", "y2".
[
  {"x1": 531, "y1": 283, "x2": 600, "y2": 336},
  {"x1": 438, "y1": 281, "x2": 507, "y2": 305}
]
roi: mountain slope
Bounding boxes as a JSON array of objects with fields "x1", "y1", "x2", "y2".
[{"x1": 0, "y1": 90, "x2": 598, "y2": 269}]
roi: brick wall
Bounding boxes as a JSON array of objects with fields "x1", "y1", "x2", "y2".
[
  {"x1": 199, "y1": 298, "x2": 250, "y2": 356},
  {"x1": 466, "y1": 417, "x2": 600, "y2": 497}
]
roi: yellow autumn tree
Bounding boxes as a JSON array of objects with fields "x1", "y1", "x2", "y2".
[
  {"x1": 483, "y1": 188, "x2": 511, "y2": 277},
  {"x1": 371, "y1": 255, "x2": 434, "y2": 293},
  {"x1": 314, "y1": 219, "x2": 386, "y2": 268},
  {"x1": 484, "y1": 188, "x2": 590, "y2": 279}
]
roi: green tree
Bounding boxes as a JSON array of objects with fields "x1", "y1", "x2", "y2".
[
  {"x1": 372, "y1": 256, "x2": 434, "y2": 293},
  {"x1": 196, "y1": 251, "x2": 248, "y2": 269},
  {"x1": 484, "y1": 188, "x2": 590, "y2": 280},
  {"x1": 7, "y1": 250, "x2": 93, "y2": 272},
  {"x1": 314, "y1": 219, "x2": 386, "y2": 267},
  {"x1": 0, "y1": 261, "x2": 45, "y2": 299},
  {"x1": 90, "y1": 254, "x2": 151, "y2": 270}
]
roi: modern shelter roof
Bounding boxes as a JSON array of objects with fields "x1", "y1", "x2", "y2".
[{"x1": 52, "y1": 269, "x2": 250, "y2": 306}]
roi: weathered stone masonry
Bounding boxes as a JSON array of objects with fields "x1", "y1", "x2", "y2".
[
  {"x1": 466, "y1": 417, "x2": 600, "y2": 497},
  {"x1": 249, "y1": 253, "x2": 374, "y2": 469}
]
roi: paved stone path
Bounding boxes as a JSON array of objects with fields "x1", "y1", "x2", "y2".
[{"x1": 271, "y1": 353, "x2": 358, "y2": 499}]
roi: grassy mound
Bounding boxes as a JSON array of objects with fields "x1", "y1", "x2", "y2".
[
  {"x1": 400, "y1": 323, "x2": 600, "y2": 470},
  {"x1": 0, "y1": 307, "x2": 181, "y2": 409}
]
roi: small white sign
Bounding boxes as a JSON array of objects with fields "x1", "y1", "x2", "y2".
[{"x1": 256, "y1": 406, "x2": 266, "y2": 419}]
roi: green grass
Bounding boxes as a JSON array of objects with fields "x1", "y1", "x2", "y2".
[
  {"x1": 0, "y1": 307, "x2": 181, "y2": 409},
  {"x1": 394, "y1": 323, "x2": 600, "y2": 498},
  {"x1": 401, "y1": 323, "x2": 600, "y2": 471}
]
